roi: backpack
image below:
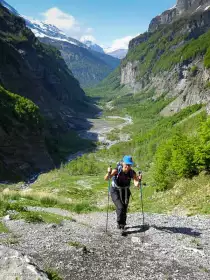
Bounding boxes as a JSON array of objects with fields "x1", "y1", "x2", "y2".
[
  {"x1": 116, "y1": 162, "x2": 123, "y2": 178},
  {"x1": 112, "y1": 162, "x2": 133, "y2": 188}
]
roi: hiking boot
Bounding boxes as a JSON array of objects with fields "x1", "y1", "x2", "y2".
[{"x1": 117, "y1": 224, "x2": 125, "y2": 229}]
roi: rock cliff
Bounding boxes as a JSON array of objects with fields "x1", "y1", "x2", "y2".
[
  {"x1": 121, "y1": 0, "x2": 210, "y2": 115},
  {"x1": 149, "y1": 0, "x2": 210, "y2": 32}
]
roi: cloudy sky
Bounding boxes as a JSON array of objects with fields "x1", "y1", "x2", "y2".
[{"x1": 6, "y1": 0, "x2": 175, "y2": 49}]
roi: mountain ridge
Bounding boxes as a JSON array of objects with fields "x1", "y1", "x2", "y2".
[
  {"x1": 25, "y1": 17, "x2": 120, "y2": 87},
  {"x1": 120, "y1": 0, "x2": 210, "y2": 115},
  {"x1": 149, "y1": 0, "x2": 210, "y2": 32},
  {"x1": 0, "y1": 0, "x2": 120, "y2": 87}
]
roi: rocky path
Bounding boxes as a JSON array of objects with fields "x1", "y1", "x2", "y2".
[{"x1": 1, "y1": 208, "x2": 210, "y2": 280}]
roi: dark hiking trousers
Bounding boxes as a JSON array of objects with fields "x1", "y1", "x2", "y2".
[{"x1": 111, "y1": 187, "x2": 131, "y2": 226}]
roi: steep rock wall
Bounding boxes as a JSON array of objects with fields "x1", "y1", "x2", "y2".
[
  {"x1": 121, "y1": 58, "x2": 210, "y2": 115},
  {"x1": 149, "y1": 0, "x2": 210, "y2": 32}
]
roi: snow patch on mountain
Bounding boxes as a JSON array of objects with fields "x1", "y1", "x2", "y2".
[
  {"x1": 0, "y1": 0, "x2": 125, "y2": 59},
  {"x1": 82, "y1": 40, "x2": 105, "y2": 53},
  {"x1": 103, "y1": 46, "x2": 128, "y2": 59},
  {"x1": 24, "y1": 16, "x2": 85, "y2": 47},
  {"x1": 106, "y1": 49, "x2": 128, "y2": 59}
]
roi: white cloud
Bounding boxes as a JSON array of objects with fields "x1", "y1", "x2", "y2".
[
  {"x1": 80, "y1": 35, "x2": 97, "y2": 43},
  {"x1": 41, "y1": 7, "x2": 94, "y2": 40},
  {"x1": 103, "y1": 34, "x2": 141, "y2": 53},
  {"x1": 104, "y1": 35, "x2": 137, "y2": 52}
]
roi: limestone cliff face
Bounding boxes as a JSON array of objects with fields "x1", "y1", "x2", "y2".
[
  {"x1": 149, "y1": 7, "x2": 177, "y2": 32},
  {"x1": 149, "y1": 0, "x2": 210, "y2": 32},
  {"x1": 121, "y1": 2, "x2": 210, "y2": 115},
  {"x1": 177, "y1": 0, "x2": 210, "y2": 14},
  {"x1": 121, "y1": 58, "x2": 210, "y2": 115}
]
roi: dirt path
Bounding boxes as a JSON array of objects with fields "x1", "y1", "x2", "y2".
[{"x1": 2, "y1": 207, "x2": 210, "y2": 280}]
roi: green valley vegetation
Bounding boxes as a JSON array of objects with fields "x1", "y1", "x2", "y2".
[
  {"x1": 0, "y1": 84, "x2": 95, "y2": 181},
  {"x1": 84, "y1": 81, "x2": 210, "y2": 215},
  {"x1": 1, "y1": 2, "x2": 210, "y2": 218},
  {"x1": 0, "y1": 85, "x2": 43, "y2": 129},
  {"x1": 1, "y1": 85, "x2": 210, "y2": 217}
]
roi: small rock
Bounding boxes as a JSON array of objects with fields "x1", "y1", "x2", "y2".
[
  {"x1": 48, "y1": 224, "x2": 57, "y2": 229},
  {"x1": 3, "y1": 215, "x2": 10, "y2": 222},
  {"x1": 131, "y1": 236, "x2": 141, "y2": 243},
  {"x1": 6, "y1": 210, "x2": 19, "y2": 216},
  {"x1": 59, "y1": 220, "x2": 65, "y2": 227}
]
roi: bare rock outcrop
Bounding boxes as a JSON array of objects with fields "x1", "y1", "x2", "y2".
[
  {"x1": 0, "y1": 246, "x2": 49, "y2": 280},
  {"x1": 149, "y1": 0, "x2": 210, "y2": 32}
]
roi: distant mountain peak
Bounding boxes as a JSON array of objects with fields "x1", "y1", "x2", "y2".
[
  {"x1": 81, "y1": 39, "x2": 105, "y2": 53},
  {"x1": 24, "y1": 16, "x2": 86, "y2": 47},
  {"x1": 0, "y1": 0, "x2": 120, "y2": 87},
  {"x1": 104, "y1": 48, "x2": 128, "y2": 59},
  {"x1": 0, "y1": 0, "x2": 86, "y2": 48}
]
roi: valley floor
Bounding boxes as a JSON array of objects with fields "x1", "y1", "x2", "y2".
[{"x1": 1, "y1": 209, "x2": 210, "y2": 280}]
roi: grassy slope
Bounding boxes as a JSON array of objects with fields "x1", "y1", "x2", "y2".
[{"x1": 0, "y1": 87, "x2": 209, "y2": 218}]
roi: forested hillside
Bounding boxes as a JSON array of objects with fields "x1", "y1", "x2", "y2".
[
  {"x1": 40, "y1": 37, "x2": 120, "y2": 88},
  {"x1": 0, "y1": 3, "x2": 96, "y2": 181}
]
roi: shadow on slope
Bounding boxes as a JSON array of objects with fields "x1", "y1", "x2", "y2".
[
  {"x1": 124, "y1": 224, "x2": 201, "y2": 237},
  {"x1": 152, "y1": 225, "x2": 201, "y2": 237}
]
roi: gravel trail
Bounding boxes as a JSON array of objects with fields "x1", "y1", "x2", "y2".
[{"x1": 1, "y1": 208, "x2": 210, "y2": 280}]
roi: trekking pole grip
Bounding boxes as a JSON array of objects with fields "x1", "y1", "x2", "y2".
[
  {"x1": 108, "y1": 165, "x2": 112, "y2": 178},
  {"x1": 138, "y1": 171, "x2": 142, "y2": 188}
]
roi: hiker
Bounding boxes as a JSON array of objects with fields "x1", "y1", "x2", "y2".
[{"x1": 104, "y1": 155, "x2": 141, "y2": 230}]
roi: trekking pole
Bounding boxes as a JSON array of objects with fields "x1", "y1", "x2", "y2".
[
  {"x1": 139, "y1": 171, "x2": 145, "y2": 228},
  {"x1": 105, "y1": 166, "x2": 111, "y2": 233}
]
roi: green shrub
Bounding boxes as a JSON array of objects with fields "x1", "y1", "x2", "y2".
[
  {"x1": 190, "y1": 65, "x2": 198, "y2": 76},
  {"x1": 40, "y1": 196, "x2": 58, "y2": 207},
  {"x1": 0, "y1": 85, "x2": 43, "y2": 129},
  {"x1": 46, "y1": 269, "x2": 63, "y2": 280},
  {"x1": 68, "y1": 241, "x2": 86, "y2": 249},
  {"x1": 5, "y1": 202, "x2": 27, "y2": 213},
  {"x1": 0, "y1": 222, "x2": 9, "y2": 233},
  {"x1": 71, "y1": 201, "x2": 99, "y2": 213},
  {"x1": 204, "y1": 81, "x2": 210, "y2": 89},
  {"x1": 194, "y1": 118, "x2": 210, "y2": 171},
  {"x1": 24, "y1": 212, "x2": 44, "y2": 223},
  {"x1": 153, "y1": 132, "x2": 198, "y2": 190}
]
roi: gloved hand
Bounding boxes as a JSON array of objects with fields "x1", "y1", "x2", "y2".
[
  {"x1": 107, "y1": 167, "x2": 112, "y2": 174},
  {"x1": 138, "y1": 173, "x2": 142, "y2": 181}
]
